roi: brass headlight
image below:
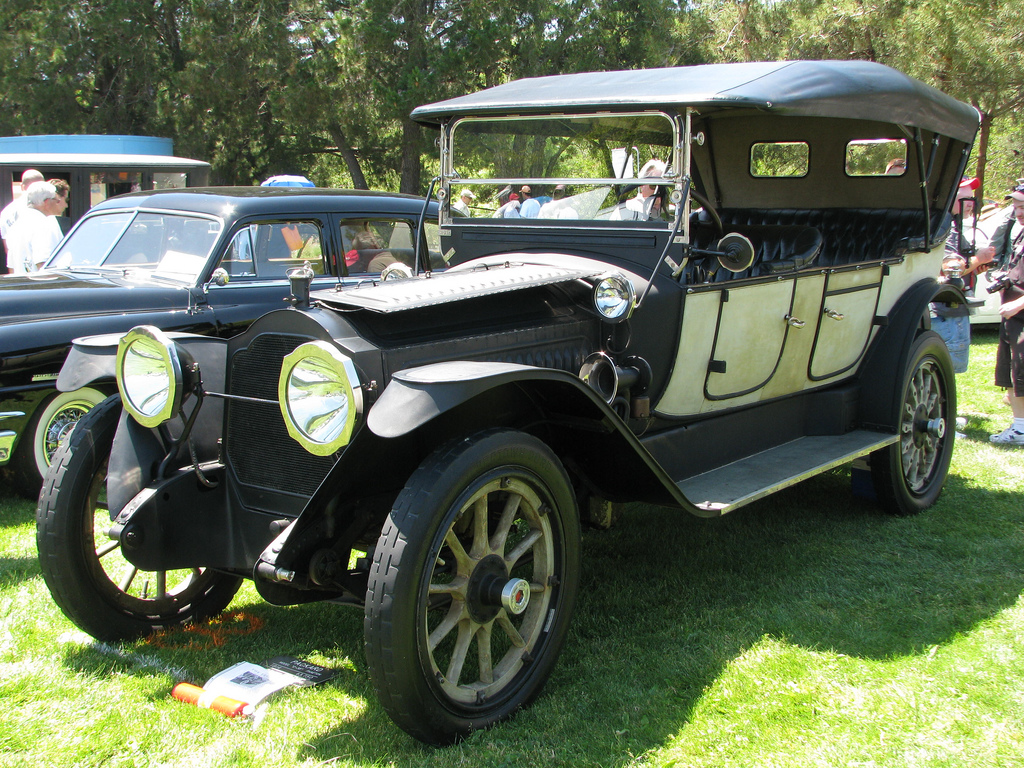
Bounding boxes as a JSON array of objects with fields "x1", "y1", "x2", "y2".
[
  {"x1": 278, "y1": 341, "x2": 362, "y2": 455},
  {"x1": 116, "y1": 326, "x2": 188, "y2": 428}
]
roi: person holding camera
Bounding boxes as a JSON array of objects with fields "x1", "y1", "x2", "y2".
[
  {"x1": 934, "y1": 178, "x2": 995, "y2": 379},
  {"x1": 987, "y1": 182, "x2": 1024, "y2": 445}
]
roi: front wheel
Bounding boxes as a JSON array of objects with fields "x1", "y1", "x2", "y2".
[
  {"x1": 36, "y1": 394, "x2": 242, "y2": 642},
  {"x1": 870, "y1": 331, "x2": 956, "y2": 515},
  {"x1": 364, "y1": 430, "x2": 581, "y2": 745}
]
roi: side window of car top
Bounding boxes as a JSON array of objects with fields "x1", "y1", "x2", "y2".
[
  {"x1": 221, "y1": 221, "x2": 326, "y2": 279},
  {"x1": 340, "y1": 219, "x2": 418, "y2": 275}
]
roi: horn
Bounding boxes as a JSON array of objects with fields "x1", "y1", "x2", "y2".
[
  {"x1": 579, "y1": 353, "x2": 619, "y2": 404},
  {"x1": 579, "y1": 353, "x2": 641, "y2": 405},
  {"x1": 716, "y1": 233, "x2": 755, "y2": 273}
]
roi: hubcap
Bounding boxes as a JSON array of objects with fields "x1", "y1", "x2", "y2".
[
  {"x1": 500, "y1": 578, "x2": 531, "y2": 615},
  {"x1": 44, "y1": 403, "x2": 92, "y2": 465}
]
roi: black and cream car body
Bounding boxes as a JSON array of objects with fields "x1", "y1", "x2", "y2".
[{"x1": 38, "y1": 61, "x2": 978, "y2": 745}]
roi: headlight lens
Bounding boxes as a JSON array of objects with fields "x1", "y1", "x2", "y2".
[
  {"x1": 593, "y1": 273, "x2": 636, "y2": 322},
  {"x1": 278, "y1": 341, "x2": 362, "y2": 455},
  {"x1": 116, "y1": 326, "x2": 185, "y2": 427}
]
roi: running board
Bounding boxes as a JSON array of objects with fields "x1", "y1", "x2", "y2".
[{"x1": 676, "y1": 430, "x2": 898, "y2": 516}]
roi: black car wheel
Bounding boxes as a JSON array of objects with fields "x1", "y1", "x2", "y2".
[
  {"x1": 364, "y1": 429, "x2": 580, "y2": 745},
  {"x1": 871, "y1": 331, "x2": 955, "y2": 515},
  {"x1": 8, "y1": 387, "x2": 108, "y2": 498},
  {"x1": 36, "y1": 394, "x2": 242, "y2": 642}
]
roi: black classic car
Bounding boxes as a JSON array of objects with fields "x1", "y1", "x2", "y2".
[
  {"x1": 38, "y1": 61, "x2": 978, "y2": 745},
  {"x1": 0, "y1": 187, "x2": 444, "y2": 494}
]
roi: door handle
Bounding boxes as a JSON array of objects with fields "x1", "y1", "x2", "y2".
[
  {"x1": 785, "y1": 314, "x2": 806, "y2": 328},
  {"x1": 824, "y1": 308, "x2": 845, "y2": 321}
]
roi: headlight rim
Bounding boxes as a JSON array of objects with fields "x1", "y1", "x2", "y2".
[
  {"x1": 592, "y1": 272, "x2": 636, "y2": 322},
  {"x1": 115, "y1": 325, "x2": 185, "y2": 428},
  {"x1": 278, "y1": 340, "x2": 361, "y2": 456}
]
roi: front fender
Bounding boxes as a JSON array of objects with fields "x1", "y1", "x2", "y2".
[
  {"x1": 368, "y1": 360, "x2": 607, "y2": 439},
  {"x1": 57, "y1": 330, "x2": 229, "y2": 393},
  {"x1": 66, "y1": 330, "x2": 231, "y2": 516}
]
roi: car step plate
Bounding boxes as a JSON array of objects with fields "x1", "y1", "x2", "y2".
[{"x1": 677, "y1": 430, "x2": 898, "y2": 515}]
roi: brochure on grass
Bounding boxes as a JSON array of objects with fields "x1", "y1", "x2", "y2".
[{"x1": 203, "y1": 656, "x2": 335, "y2": 706}]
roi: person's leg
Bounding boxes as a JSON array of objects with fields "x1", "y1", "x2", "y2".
[{"x1": 991, "y1": 316, "x2": 1024, "y2": 444}]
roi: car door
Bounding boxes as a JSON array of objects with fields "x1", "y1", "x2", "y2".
[
  {"x1": 655, "y1": 269, "x2": 829, "y2": 417},
  {"x1": 201, "y1": 216, "x2": 337, "y2": 337}
]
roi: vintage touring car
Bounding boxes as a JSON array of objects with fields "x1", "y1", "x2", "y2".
[{"x1": 37, "y1": 61, "x2": 978, "y2": 745}]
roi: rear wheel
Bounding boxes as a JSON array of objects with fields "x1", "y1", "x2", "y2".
[
  {"x1": 870, "y1": 331, "x2": 955, "y2": 515},
  {"x1": 364, "y1": 430, "x2": 580, "y2": 745},
  {"x1": 36, "y1": 394, "x2": 241, "y2": 641}
]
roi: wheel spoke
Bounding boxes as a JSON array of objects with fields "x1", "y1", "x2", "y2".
[
  {"x1": 445, "y1": 620, "x2": 475, "y2": 686},
  {"x1": 476, "y1": 623, "x2": 494, "y2": 684},
  {"x1": 95, "y1": 539, "x2": 120, "y2": 559},
  {"x1": 505, "y1": 528, "x2": 542, "y2": 569},
  {"x1": 470, "y1": 496, "x2": 489, "y2": 558},
  {"x1": 496, "y1": 612, "x2": 526, "y2": 648},
  {"x1": 490, "y1": 493, "x2": 522, "y2": 555},
  {"x1": 428, "y1": 601, "x2": 464, "y2": 652},
  {"x1": 428, "y1": 575, "x2": 468, "y2": 599},
  {"x1": 119, "y1": 566, "x2": 138, "y2": 592},
  {"x1": 444, "y1": 529, "x2": 473, "y2": 572}
]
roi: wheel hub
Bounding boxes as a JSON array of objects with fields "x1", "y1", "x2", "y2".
[
  {"x1": 465, "y1": 554, "x2": 530, "y2": 623},
  {"x1": 913, "y1": 403, "x2": 944, "y2": 446}
]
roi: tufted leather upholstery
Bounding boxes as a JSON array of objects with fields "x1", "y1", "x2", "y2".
[
  {"x1": 689, "y1": 222, "x2": 824, "y2": 282},
  {"x1": 711, "y1": 208, "x2": 950, "y2": 267}
]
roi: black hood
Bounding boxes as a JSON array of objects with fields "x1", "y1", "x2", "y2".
[{"x1": 0, "y1": 270, "x2": 190, "y2": 327}]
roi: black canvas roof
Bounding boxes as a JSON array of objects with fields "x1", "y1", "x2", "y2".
[{"x1": 411, "y1": 61, "x2": 979, "y2": 143}]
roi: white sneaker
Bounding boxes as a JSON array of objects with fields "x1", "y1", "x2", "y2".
[{"x1": 989, "y1": 426, "x2": 1024, "y2": 445}]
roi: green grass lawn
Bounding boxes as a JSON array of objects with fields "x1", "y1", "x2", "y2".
[{"x1": 1, "y1": 328, "x2": 1022, "y2": 767}]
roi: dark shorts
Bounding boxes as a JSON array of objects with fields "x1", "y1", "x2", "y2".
[{"x1": 995, "y1": 314, "x2": 1024, "y2": 396}]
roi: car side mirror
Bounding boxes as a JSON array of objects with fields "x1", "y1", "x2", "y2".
[{"x1": 209, "y1": 268, "x2": 230, "y2": 287}]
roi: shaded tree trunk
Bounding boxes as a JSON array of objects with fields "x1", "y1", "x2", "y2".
[{"x1": 329, "y1": 125, "x2": 368, "y2": 189}]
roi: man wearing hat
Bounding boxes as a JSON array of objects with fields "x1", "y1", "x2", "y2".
[
  {"x1": 987, "y1": 181, "x2": 1024, "y2": 445},
  {"x1": 453, "y1": 188, "x2": 475, "y2": 216}
]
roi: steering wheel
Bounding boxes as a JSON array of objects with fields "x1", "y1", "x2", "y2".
[{"x1": 690, "y1": 189, "x2": 724, "y2": 239}]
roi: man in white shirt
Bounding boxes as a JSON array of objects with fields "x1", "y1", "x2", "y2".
[
  {"x1": 609, "y1": 159, "x2": 668, "y2": 221},
  {"x1": 0, "y1": 169, "x2": 44, "y2": 271},
  {"x1": 7, "y1": 181, "x2": 64, "y2": 273},
  {"x1": 452, "y1": 188, "x2": 475, "y2": 216}
]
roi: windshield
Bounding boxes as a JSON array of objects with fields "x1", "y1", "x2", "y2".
[
  {"x1": 447, "y1": 113, "x2": 678, "y2": 222},
  {"x1": 47, "y1": 210, "x2": 222, "y2": 282}
]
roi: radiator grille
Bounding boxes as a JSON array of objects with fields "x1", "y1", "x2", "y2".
[{"x1": 226, "y1": 333, "x2": 336, "y2": 496}]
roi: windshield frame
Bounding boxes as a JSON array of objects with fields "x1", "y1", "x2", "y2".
[{"x1": 439, "y1": 110, "x2": 691, "y2": 238}]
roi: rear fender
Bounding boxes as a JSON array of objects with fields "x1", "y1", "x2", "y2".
[{"x1": 859, "y1": 277, "x2": 949, "y2": 430}]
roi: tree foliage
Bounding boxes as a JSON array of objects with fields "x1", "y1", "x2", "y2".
[{"x1": 1, "y1": 0, "x2": 1021, "y2": 193}]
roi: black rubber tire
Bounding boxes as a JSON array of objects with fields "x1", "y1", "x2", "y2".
[
  {"x1": 870, "y1": 331, "x2": 956, "y2": 515},
  {"x1": 36, "y1": 394, "x2": 242, "y2": 642},
  {"x1": 8, "y1": 387, "x2": 108, "y2": 499},
  {"x1": 364, "y1": 429, "x2": 581, "y2": 745}
]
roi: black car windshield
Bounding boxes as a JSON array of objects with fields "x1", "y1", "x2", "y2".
[{"x1": 47, "y1": 210, "x2": 222, "y2": 283}]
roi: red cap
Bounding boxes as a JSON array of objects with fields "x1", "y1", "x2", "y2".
[{"x1": 959, "y1": 176, "x2": 980, "y2": 191}]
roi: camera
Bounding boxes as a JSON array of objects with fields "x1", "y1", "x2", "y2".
[{"x1": 986, "y1": 270, "x2": 1011, "y2": 294}]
